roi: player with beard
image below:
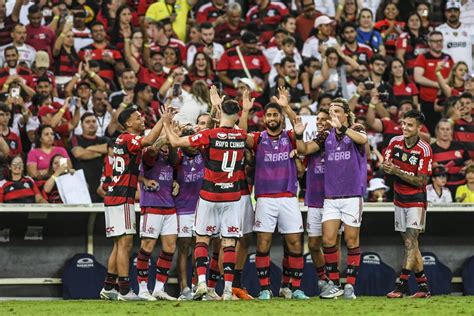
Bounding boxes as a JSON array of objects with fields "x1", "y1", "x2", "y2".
[
  {"x1": 295, "y1": 98, "x2": 367, "y2": 299},
  {"x1": 240, "y1": 88, "x2": 308, "y2": 300}
]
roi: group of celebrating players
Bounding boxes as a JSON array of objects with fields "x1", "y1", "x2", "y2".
[{"x1": 98, "y1": 84, "x2": 432, "y2": 301}]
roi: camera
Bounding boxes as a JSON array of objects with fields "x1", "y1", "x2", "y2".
[
  {"x1": 379, "y1": 92, "x2": 389, "y2": 103},
  {"x1": 364, "y1": 81, "x2": 375, "y2": 91},
  {"x1": 172, "y1": 83, "x2": 181, "y2": 97}
]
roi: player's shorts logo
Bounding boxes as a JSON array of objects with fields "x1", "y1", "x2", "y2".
[
  {"x1": 254, "y1": 220, "x2": 262, "y2": 228},
  {"x1": 227, "y1": 226, "x2": 239, "y2": 233},
  {"x1": 106, "y1": 226, "x2": 115, "y2": 233},
  {"x1": 206, "y1": 225, "x2": 216, "y2": 233}
]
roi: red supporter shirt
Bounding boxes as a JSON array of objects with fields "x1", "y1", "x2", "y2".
[
  {"x1": 414, "y1": 52, "x2": 453, "y2": 102},
  {"x1": 188, "y1": 127, "x2": 247, "y2": 202},
  {"x1": 246, "y1": 2, "x2": 289, "y2": 44},
  {"x1": 2, "y1": 128, "x2": 22, "y2": 157},
  {"x1": 104, "y1": 132, "x2": 143, "y2": 206},
  {"x1": 342, "y1": 43, "x2": 373, "y2": 65},
  {"x1": 196, "y1": 3, "x2": 227, "y2": 24},
  {"x1": 453, "y1": 118, "x2": 474, "y2": 160},
  {"x1": 374, "y1": 19, "x2": 405, "y2": 56},
  {"x1": 78, "y1": 44, "x2": 123, "y2": 81},
  {"x1": 395, "y1": 32, "x2": 428, "y2": 76},
  {"x1": 384, "y1": 135, "x2": 432, "y2": 208},
  {"x1": 150, "y1": 38, "x2": 187, "y2": 64},
  {"x1": 380, "y1": 117, "x2": 429, "y2": 152},
  {"x1": 391, "y1": 80, "x2": 418, "y2": 106},
  {"x1": 0, "y1": 66, "x2": 33, "y2": 89},
  {"x1": 25, "y1": 25, "x2": 56, "y2": 61},
  {"x1": 215, "y1": 21, "x2": 248, "y2": 49}
]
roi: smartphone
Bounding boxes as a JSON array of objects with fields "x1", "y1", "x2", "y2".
[
  {"x1": 69, "y1": 96, "x2": 77, "y2": 107},
  {"x1": 10, "y1": 87, "x2": 20, "y2": 98},
  {"x1": 421, "y1": 9, "x2": 428, "y2": 17},
  {"x1": 66, "y1": 15, "x2": 73, "y2": 24},
  {"x1": 59, "y1": 157, "x2": 68, "y2": 167},
  {"x1": 172, "y1": 83, "x2": 181, "y2": 97}
]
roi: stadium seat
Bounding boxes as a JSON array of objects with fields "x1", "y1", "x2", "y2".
[
  {"x1": 408, "y1": 252, "x2": 452, "y2": 295},
  {"x1": 300, "y1": 253, "x2": 319, "y2": 297},
  {"x1": 62, "y1": 253, "x2": 106, "y2": 299},
  {"x1": 242, "y1": 253, "x2": 283, "y2": 297},
  {"x1": 354, "y1": 252, "x2": 397, "y2": 296},
  {"x1": 129, "y1": 252, "x2": 157, "y2": 294},
  {"x1": 461, "y1": 256, "x2": 474, "y2": 295}
]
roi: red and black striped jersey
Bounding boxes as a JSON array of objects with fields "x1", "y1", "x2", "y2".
[
  {"x1": 78, "y1": 44, "x2": 123, "y2": 81},
  {"x1": 2, "y1": 128, "x2": 22, "y2": 157},
  {"x1": 0, "y1": 176, "x2": 39, "y2": 203},
  {"x1": 246, "y1": 2, "x2": 289, "y2": 44},
  {"x1": 0, "y1": 16, "x2": 15, "y2": 46},
  {"x1": 149, "y1": 38, "x2": 187, "y2": 64},
  {"x1": 104, "y1": 132, "x2": 143, "y2": 206},
  {"x1": 453, "y1": 118, "x2": 474, "y2": 160},
  {"x1": 431, "y1": 141, "x2": 469, "y2": 187},
  {"x1": 196, "y1": 2, "x2": 227, "y2": 24},
  {"x1": 395, "y1": 32, "x2": 428, "y2": 76},
  {"x1": 380, "y1": 118, "x2": 429, "y2": 153},
  {"x1": 188, "y1": 127, "x2": 247, "y2": 202},
  {"x1": 54, "y1": 47, "x2": 79, "y2": 76},
  {"x1": 374, "y1": 19, "x2": 405, "y2": 56},
  {"x1": 342, "y1": 43, "x2": 373, "y2": 65},
  {"x1": 384, "y1": 135, "x2": 432, "y2": 208}
]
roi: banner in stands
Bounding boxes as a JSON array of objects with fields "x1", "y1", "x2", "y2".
[{"x1": 285, "y1": 116, "x2": 317, "y2": 142}]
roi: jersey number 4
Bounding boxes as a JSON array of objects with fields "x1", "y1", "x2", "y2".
[{"x1": 222, "y1": 150, "x2": 237, "y2": 179}]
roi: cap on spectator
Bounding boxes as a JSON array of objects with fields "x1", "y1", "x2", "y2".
[
  {"x1": 35, "y1": 51, "x2": 49, "y2": 68},
  {"x1": 432, "y1": 166, "x2": 447, "y2": 177},
  {"x1": 241, "y1": 31, "x2": 258, "y2": 44},
  {"x1": 367, "y1": 178, "x2": 390, "y2": 192},
  {"x1": 445, "y1": 1, "x2": 461, "y2": 10},
  {"x1": 237, "y1": 78, "x2": 255, "y2": 92},
  {"x1": 314, "y1": 15, "x2": 335, "y2": 28}
]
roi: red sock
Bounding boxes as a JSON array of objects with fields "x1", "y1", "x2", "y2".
[
  {"x1": 345, "y1": 247, "x2": 360, "y2": 286},
  {"x1": 208, "y1": 252, "x2": 220, "y2": 288},
  {"x1": 316, "y1": 265, "x2": 329, "y2": 281},
  {"x1": 256, "y1": 251, "x2": 270, "y2": 290},
  {"x1": 323, "y1": 246, "x2": 340, "y2": 285},
  {"x1": 288, "y1": 253, "x2": 303, "y2": 289},
  {"x1": 156, "y1": 251, "x2": 174, "y2": 284},
  {"x1": 137, "y1": 248, "x2": 151, "y2": 284},
  {"x1": 194, "y1": 242, "x2": 208, "y2": 280},
  {"x1": 222, "y1": 246, "x2": 236, "y2": 283}
]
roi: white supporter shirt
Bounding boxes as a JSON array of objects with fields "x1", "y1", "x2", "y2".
[
  {"x1": 268, "y1": 50, "x2": 303, "y2": 88},
  {"x1": 302, "y1": 36, "x2": 338, "y2": 61},
  {"x1": 436, "y1": 23, "x2": 473, "y2": 71},
  {"x1": 0, "y1": 43, "x2": 36, "y2": 68},
  {"x1": 314, "y1": 0, "x2": 336, "y2": 17},
  {"x1": 172, "y1": 90, "x2": 209, "y2": 124},
  {"x1": 72, "y1": 27, "x2": 94, "y2": 52},
  {"x1": 426, "y1": 184, "x2": 453, "y2": 204}
]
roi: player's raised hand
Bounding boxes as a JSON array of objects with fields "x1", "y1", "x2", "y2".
[
  {"x1": 209, "y1": 85, "x2": 225, "y2": 108},
  {"x1": 242, "y1": 89, "x2": 255, "y2": 112},
  {"x1": 293, "y1": 116, "x2": 307, "y2": 136},
  {"x1": 328, "y1": 110, "x2": 342, "y2": 129},
  {"x1": 272, "y1": 86, "x2": 289, "y2": 108}
]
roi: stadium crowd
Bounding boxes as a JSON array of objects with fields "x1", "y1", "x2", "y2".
[{"x1": 0, "y1": 0, "x2": 473, "y2": 302}]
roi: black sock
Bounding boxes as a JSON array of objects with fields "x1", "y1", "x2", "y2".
[
  {"x1": 233, "y1": 269, "x2": 243, "y2": 289},
  {"x1": 118, "y1": 276, "x2": 131, "y2": 295},
  {"x1": 104, "y1": 272, "x2": 118, "y2": 291}
]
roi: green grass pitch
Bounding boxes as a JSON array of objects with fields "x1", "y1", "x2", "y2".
[{"x1": 1, "y1": 296, "x2": 474, "y2": 316}]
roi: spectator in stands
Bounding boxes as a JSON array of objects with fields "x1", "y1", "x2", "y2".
[
  {"x1": 195, "y1": 0, "x2": 227, "y2": 26},
  {"x1": 374, "y1": 1, "x2": 404, "y2": 56},
  {"x1": 299, "y1": 57, "x2": 320, "y2": 102},
  {"x1": 0, "y1": 46, "x2": 34, "y2": 92},
  {"x1": 78, "y1": 22, "x2": 125, "y2": 87},
  {"x1": 69, "y1": 112, "x2": 109, "y2": 203},
  {"x1": 70, "y1": 6, "x2": 93, "y2": 52},
  {"x1": 25, "y1": 5, "x2": 55, "y2": 61},
  {"x1": 90, "y1": 89, "x2": 112, "y2": 138},
  {"x1": 0, "y1": 23, "x2": 36, "y2": 67},
  {"x1": 217, "y1": 31, "x2": 270, "y2": 98},
  {"x1": 341, "y1": 22, "x2": 373, "y2": 66},
  {"x1": 455, "y1": 165, "x2": 474, "y2": 203},
  {"x1": 302, "y1": 15, "x2": 337, "y2": 61},
  {"x1": 416, "y1": 2, "x2": 434, "y2": 32},
  {"x1": 42, "y1": 153, "x2": 74, "y2": 203},
  {"x1": 109, "y1": 4, "x2": 133, "y2": 52},
  {"x1": 435, "y1": 61, "x2": 469, "y2": 112},
  {"x1": 431, "y1": 118, "x2": 470, "y2": 197},
  {"x1": 275, "y1": 57, "x2": 310, "y2": 110},
  {"x1": 269, "y1": 36, "x2": 303, "y2": 90},
  {"x1": 312, "y1": 46, "x2": 359, "y2": 99},
  {"x1": 145, "y1": 0, "x2": 197, "y2": 42},
  {"x1": 133, "y1": 83, "x2": 158, "y2": 130},
  {"x1": 395, "y1": 12, "x2": 428, "y2": 79},
  {"x1": 163, "y1": 46, "x2": 182, "y2": 70},
  {"x1": 183, "y1": 52, "x2": 215, "y2": 89},
  {"x1": 53, "y1": 22, "x2": 79, "y2": 78},
  {"x1": 146, "y1": 21, "x2": 186, "y2": 65},
  {"x1": 415, "y1": 30, "x2": 454, "y2": 134},
  {"x1": 172, "y1": 80, "x2": 210, "y2": 125},
  {"x1": 450, "y1": 93, "x2": 474, "y2": 160},
  {"x1": 367, "y1": 177, "x2": 389, "y2": 202},
  {"x1": 427, "y1": 166, "x2": 452, "y2": 203},
  {"x1": 356, "y1": 8, "x2": 386, "y2": 55},
  {"x1": 214, "y1": 3, "x2": 246, "y2": 49},
  {"x1": 281, "y1": 15, "x2": 303, "y2": 50},
  {"x1": 0, "y1": 155, "x2": 45, "y2": 203},
  {"x1": 123, "y1": 29, "x2": 145, "y2": 69},
  {"x1": 295, "y1": 0, "x2": 321, "y2": 41},
  {"x1": 436, "y1": 1, "x2": 472, "y2": 71},
  {"x1": 0, "y1": 103, "x2": 21, "y2": 158},
  {"x1": 0, "y1": 0, "x2": 22, "y2": 47},
  {"x1": 27, "y1": 125, "x2": 71, "y2": 180},
  {"x1": 387, "y1": 57, "x2": 419, "y2": 112},
  {"x1": 186, "y1": 22, "x2": 224, "y2": 70},
  {"x1": 109, "y1": 69, "x2": 137, "y2": 109},
  {"x1": 246, "y1": 0, "x2": 289, "y2": 45}
]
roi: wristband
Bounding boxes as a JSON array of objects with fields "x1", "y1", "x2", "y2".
[
  {"x1": 120, "y1": 102, "x2": 128, "y2": 108},
  {"x1": 53, "y1": 16, "x2": 60, "y2": 20},
  {"x1": 74, "y1": 73, "x2": 81, "y2": 79},
  {"x1": 167, "y1": 77, "x2": 174, "y2": 84},
  {"x1": 339, "y1": 125, "x2": 348, "y2": 134},
  {"x1": 369, "y1": 103, "x2": 376, "y2": 109},
  {"x1": 448, "y1": 118, "x2": 454, "y2": 125},
  {"x1": 59, "y1": 108, "x2": 65, "y2": 113},
  {"x1": 3, "y1": 84, "x2": 9, "y2": 89},
  {"x1": 51, "y1": 175, "x2": 57, "y2": 181},
  {"x1": 295, "y1": 133, "x2": 304, "y2": 140},
  {"x1": 294, "y1": 102, "x2": 301, "y2": 109},
  {"x1": 89, "y1": 71, "x2": 96, "y2": 78},
  {"x1": 144, "y1": 43, "x2": 151, "y2": 48},
  {"x1": 353, "y1": 92, "x2": 360, "y2": 99},
  {"x1": 21, "y1": 110, "x2": 29, "y2": 115},
  {"x1": 436, "y1": 71, "x2": 442, "y2": 76},
  {"x1": 60, "y1": 33, "x2": 66, "y2": 37}
]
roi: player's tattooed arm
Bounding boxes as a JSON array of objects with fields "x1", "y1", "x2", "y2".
[
  {"x1": 401, "y1": 228, "x2": 420, "y2": 271},
  {"x1": 383, "y1": 160, "x2": 427, "y2": 188}
]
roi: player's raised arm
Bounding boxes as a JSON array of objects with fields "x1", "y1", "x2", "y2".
[
  {"x1": 294, "y1": 117, "x2": 320, "y2": 155},
  {"x1": 239, "y1": 89, "x2": 254, "y2": 132},
  {"x1": 328, "y1": 111, "x2": 368, "y2": 145},
  {"x1": 272, "y1": 86, "x2": 297, "y2": 125},
  {"x1": 163, "y1": 116, "x2": 192, "y2": 148}
]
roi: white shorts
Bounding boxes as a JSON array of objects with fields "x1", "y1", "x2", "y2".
[
  {"x1": 178, "y1": 214, "x2": 195, "y2": 238},
  {"x1": 322, "y1": 197, "x2": 363, "y2": 228},
  {"x1": 104, "y1": 204, "x2": 136, "y2": 238},
  {"x1": 238, "y1": 195, "x2": 255, "y2": 235},
  {"x1": 307, "y1": 207, "x2": 344, "y2": 237},
  {"x1": 254, "y1": 197, "x2": 304, "y2": 234},
  {"x1": 140, "y1": 213, "x2": 178, "y2": 239},
  {"x1": 394, "y1": 206, "x2": 426, "y2": 232},
  {"x1": 194, "y1": 198, "x2": 242, "y2": 238}
]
